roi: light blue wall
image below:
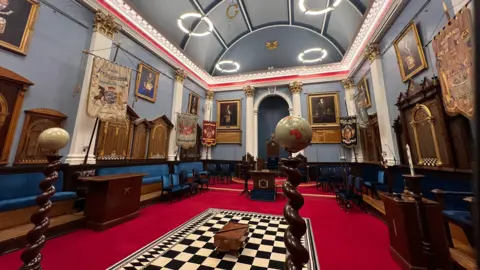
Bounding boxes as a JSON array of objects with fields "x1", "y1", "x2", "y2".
[
  {"x1": 0, "y1": 1, "x2": 93, "y2": 163},
  {"x1": 379, "y1": 0, "x2": 451, "y2": 123},
  {"x1": 112, "y1": 33, "x2": 175, "y2": 120},
  {"x1": 257, "y1": 96, "x2": 290, "y2": 160},
  {"x1": 301, "y1": 82, "x2": 348, "y2": 162},
  {"x1": 210, "y1": 90, "x2": 245, "y2": 160}
]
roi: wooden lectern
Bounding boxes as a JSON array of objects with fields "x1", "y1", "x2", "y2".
[
  {"x1": 250, "y1": 170, "x2": 277, "y2": 201},
  {"x1": 382, "y1": 193, "x2": 453, "y2": 269}
]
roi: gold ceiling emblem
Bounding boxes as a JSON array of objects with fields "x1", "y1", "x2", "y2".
[
  {"x1": 226, "y1": 3, "x2": 239, "y2": 20},
  {"x1": 266, "y1": 41, "x2": 278, "y2": 50}
]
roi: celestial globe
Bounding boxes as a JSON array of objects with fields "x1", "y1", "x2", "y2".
[
  {"x1": 38, "y1": 127, "x2": 70, "y2": 151},
  {"x1": 274, "y1": 115, "x2": 312, "y2": 153}
]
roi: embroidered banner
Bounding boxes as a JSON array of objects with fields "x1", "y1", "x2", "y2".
[
  {"x1": 87, "y1": 57, "x2": 132, "y2": 122},
  {"x1": 433, "y1": 8, "x2": 474, "y2": 119},
  {"x1": 340, "y1": 116, "x2": 357, "y2": 148},
  {"x1": 202, "y1": 120, "x2": 217, "y2": 146},
  {"x1": 177, "y1": 113, "x2": 197, "y2": 149}
]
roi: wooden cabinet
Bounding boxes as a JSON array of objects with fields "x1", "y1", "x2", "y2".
[
  {"x1": 382, "y1": 194, "x2": 453, "y2": 269},
  {"x1": 79, "y1": 173, "x2": 146, "y2": 231}
]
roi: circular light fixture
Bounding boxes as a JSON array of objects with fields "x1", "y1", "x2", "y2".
[
  {"x1": 177, "y1": 13, "x2": 214, "y2": 37},
  {"x1": 298, "y1": 48, "x2": 328, "y2": 63},
  {"x1": 299, "y1": 0, "x2": 342, "y2": 15},
  {"x1": 215, "y1": 60, "x2": 240, "y2": 73}
]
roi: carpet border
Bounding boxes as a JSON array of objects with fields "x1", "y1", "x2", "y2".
[{"x1": 107, "y1": 208, "x2": 320, "y2": 270}]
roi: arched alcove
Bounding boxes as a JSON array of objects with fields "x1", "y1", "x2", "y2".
[{"x1": 257, "y1": 96, "x2": 290, "y2": 160}]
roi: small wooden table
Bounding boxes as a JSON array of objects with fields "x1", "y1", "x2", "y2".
[
  {"x1": 213, "y1": 222, "x2": 249, "y2": 256},
  {"x1": 79, "y1": 173, "x2": 146, "y2": 231}
]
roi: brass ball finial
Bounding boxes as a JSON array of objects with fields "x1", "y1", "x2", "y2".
[{"x1": 38, "y1": 127, "x2": 70, "y2": 151}]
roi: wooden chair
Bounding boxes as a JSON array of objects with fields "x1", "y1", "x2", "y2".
[
  {"x1": 364, "y1": 170, "x2": 387, "y2": 198},
  {"x1": 193, "y1": 168, "x2": 209, "y2": 192}
]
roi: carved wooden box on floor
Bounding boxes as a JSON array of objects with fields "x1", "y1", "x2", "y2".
[
  {"x1": 14, "y1": 108, "x2": 67, "y2": 164},
  {"x1": 79, "y1": 173, "x2": 146, "y2": 231},
  {"x1": 147, "y1": 115, "x2": 173, "y2": 159},
  {"x1": 0, "y1": 67, "x2": 32, "y2": 164}
]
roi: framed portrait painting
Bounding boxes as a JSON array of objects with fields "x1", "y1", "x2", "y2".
[
  {"x1": 393, "y1": 22, "x2": 428, "y2": 82},
  {"x1": 307, "y1": 92, "x2": 340, "y2": 127},
  {"x1": 0, "y1": 0, "x2": 39, "y2": 55},
  {"x1": 216, "y1": 99, "x2": 241, "y2": 130},
  {"x1": 187, "y1": 92, "x2": 200, "y2": 115},
  {"x1": 355, "y1": 77, "x2": 371, "y2": 108},
  {"x1": 135, "y1": 63, "x2": 159, "y2": 102}
]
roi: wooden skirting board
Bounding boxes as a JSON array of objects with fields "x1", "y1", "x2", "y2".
[{"x1": 0, "y1": 212, "x2": 85, "y2": 255}]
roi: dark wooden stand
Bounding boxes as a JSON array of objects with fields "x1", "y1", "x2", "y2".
[
  {"x1": 239, "y1": 163, "x2": 250, "y2": 197},
  {"x1": 282, "y1": 157, "x2": 309, "y2": 269},
  {"x1": 20, "y1": 155, "x2": 62, "y2": 270},
  {"x1": 382, "y1": 192, "x2": 453, "y2": 270},
  {"x1": 79, "y1": 173, "x2": 146, "y2": 231},
  {"x1": 403, "y1": 174, "x2": 424, "y2": 195}
]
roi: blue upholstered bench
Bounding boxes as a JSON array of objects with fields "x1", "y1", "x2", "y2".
[
  {"x1": 174, "y1": 162, "x2": 208, "y2": 178},
  {"x1": 0, "y1": 172, "x2": 77, "y2": 230},
  {"x1": 97, "y1": 164, "x2": 169, "y2": 195}
]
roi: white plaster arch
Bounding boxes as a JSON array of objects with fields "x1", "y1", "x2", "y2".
[{"x1": 252, "y1": 91, "x2": 294, "y2": 158}]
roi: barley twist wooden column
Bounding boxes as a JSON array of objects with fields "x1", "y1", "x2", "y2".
[{"x1": 20, "y1": 128, "x2": 70, "y2": 270}]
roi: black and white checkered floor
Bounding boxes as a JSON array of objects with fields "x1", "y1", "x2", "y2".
[{"x1": 108, "y1": 208, "x2": 318, "y2": 270}]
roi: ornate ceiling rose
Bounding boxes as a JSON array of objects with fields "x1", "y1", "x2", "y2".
[
  {"x1": 177, "y1": 13, "x2": 213, "y2": 37},
  {"x1": 298, "y1": 48, "x2": 328, "y2": 63},
  {"x1": 216, "y1": 60, "x2": 240, "y2": 73},
  {"x1": 299, "y1": 0, "x2": 342, "y2": 15}
]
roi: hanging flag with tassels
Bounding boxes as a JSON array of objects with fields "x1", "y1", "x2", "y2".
[
  {"x1": 339, "y1": 116, "x2": 357, "y2": 148},
  {"x1": 202, "y1": 120, "x2": 217, "y2": 146}
]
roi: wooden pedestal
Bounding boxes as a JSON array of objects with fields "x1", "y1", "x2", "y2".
[
  {"x1": 382, "y1": 194, "x2": 453, "y2": 269},
  {"x1": 79, "y1": 173, "x2": 146, "y2": 231}
]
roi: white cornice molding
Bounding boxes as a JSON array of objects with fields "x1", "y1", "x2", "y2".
[{"x1": 82, "y1": 0, "x2": 394, "y2": 89}]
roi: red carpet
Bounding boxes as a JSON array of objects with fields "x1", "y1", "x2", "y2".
[
  {"x1": 0, "y1": 191, "x2": 399, "y2": 270},
  {"x1": 210, "y1": 182, "x2": 329, "y2": 196}
]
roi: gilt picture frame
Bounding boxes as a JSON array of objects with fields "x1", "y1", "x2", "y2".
[
  {"x1": 355, "y1": 76, "x2": 371, "y2": 109},
  {"x1": 393, "y1": 22, "x2": 428, "y2": 82},
  {"x1": 307, "y1": 92, "x2": 340, "y2": 127},
  {"x1": 216, "y1": 99, "x2": 241, "y2": 130},
  {"x1": 134, "y1": 63, "x2": 159, "y2": 103},
  {"x1": 187, "y1": 92, "x2": 200, "y2": 115},
  {"x1": 0, "y1": 0, "x2": 39, "y2": 55}
]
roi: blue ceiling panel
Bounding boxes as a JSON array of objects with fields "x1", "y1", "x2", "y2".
[
  {"x1": 243, "y1": 0, "x2": 289, "y2": 28},
  {"x1": 213, "y1": 26, "x2": 343, "y2": 76},
  {"x1": 127, "y1": 0, "x2": 196, "y2": 46},
  {"x1": 324, "y1": 0, "x2": 362, "y2": 51},
  {"x1": 207, "y1": 1, "x2": 250, "y2": 44},
  {"x1": 293, "y1": 0, "x2": 329, "y2": 32},
  {"x1": 185, "y1": 34, "x2": 224, "y2": 71}
]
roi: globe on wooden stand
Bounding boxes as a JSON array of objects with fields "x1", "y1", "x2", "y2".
[
  {"x1": 274, "y1": 115, "x2": 312, "y2": 270},
  {"x1": 20, "y1": 128, "x2": 70, "y2": 270}
]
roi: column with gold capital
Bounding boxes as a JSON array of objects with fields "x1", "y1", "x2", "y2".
[
  {"x1": 66, "y1": 11, "x2": 121, "y2": 165},
  {"x1": 342, "y1": 78, "x2": 363, "y2": 162},
  {"x1": 244, "y1": 86, "x2": 255, "y2": 156},
  {"x1": 289, "y1": 81, "x2": 305, "y2": 155},
  {"x1": 365, "y1": 44, "x2": 399, "y2": 165},
  {"x1": 289, "y1": 81, "x2": 303, "y2": 116},
  {"x1": 201, "y1": 90, "x2": 214, "y2": 159},
  {"x1": 167, "y1": 69, "x2": 187, "y2": 161}
]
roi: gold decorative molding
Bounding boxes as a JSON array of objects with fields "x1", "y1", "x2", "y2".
[
  {"x1": 341, "y1": 78, "x2": 354, "y2": 90},
  {"x1": 175, "y1": 69, "x2": 187, "y2": 83},
  {"x1": 365, "y1": 44, "x2": 380, "y2": 63},
  {"x1": 93, "y1": 11, "x2": 121, "y2": 39},
  {"x1": 266, "y1": 41, "x2": 279, "y2": 50},
  {"x1": 205, "y1": 91, "x2": 214, "y2": 100},
  {"x1": 289, "y1": 81, "x2": 303, "y2": 94},
  {"x1": 243, "y1": 85, "x2": 255, "y2": 97}
]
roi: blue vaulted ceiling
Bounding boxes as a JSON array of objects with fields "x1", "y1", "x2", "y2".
[{"x1": 125, "y1": 0, "x2": 369, "y2": 76}]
